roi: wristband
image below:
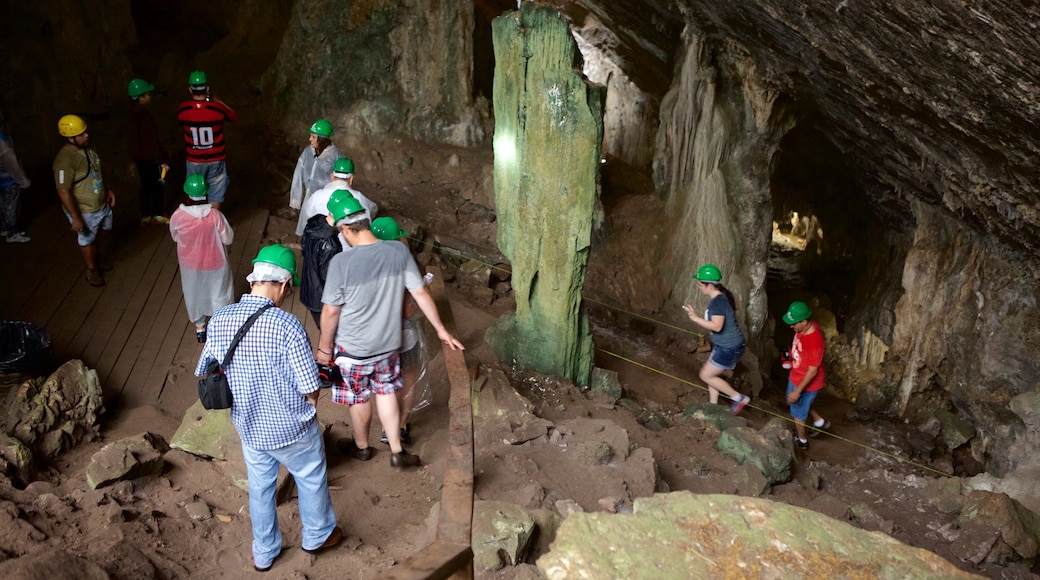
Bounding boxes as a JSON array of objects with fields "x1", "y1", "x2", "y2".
[{"x1": 318, "y1": 348, "x2": 332, "y2": 356}]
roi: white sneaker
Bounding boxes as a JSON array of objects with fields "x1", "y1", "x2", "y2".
[{"x1": 5, "y1": 232, "x2": 30, "y2": 243}]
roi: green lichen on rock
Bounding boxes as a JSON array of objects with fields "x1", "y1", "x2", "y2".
[{"x1": 487, "y1": 4, "x2": 602, "y2": 387}]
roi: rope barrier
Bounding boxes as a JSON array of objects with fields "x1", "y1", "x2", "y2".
[{"x1": 375, "y1": 223, "x2": 954, "y2": 478}]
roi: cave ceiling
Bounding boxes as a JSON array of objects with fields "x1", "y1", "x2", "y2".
[{"x1": 546, "y1": 0, "x2": 1040, "y2": 257}]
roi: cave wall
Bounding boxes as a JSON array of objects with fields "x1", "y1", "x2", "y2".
[{"x1": 263, "y1": 0, "x2": 486, "y2": 151}]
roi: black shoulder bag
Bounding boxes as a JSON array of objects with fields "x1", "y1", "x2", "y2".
[{"x1": 198, "y1": 304, "x2": 273, "y2": 410}]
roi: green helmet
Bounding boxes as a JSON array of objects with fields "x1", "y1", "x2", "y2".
[
  {"x1": 371, "y1": 216, "x2": 409, "y2": 241},
  {"x1": 327, "y1": 192, "x2": 365, "y2": 224},
  {"x1": 183, "y1": 174, "x2": 209, "y2": 199},
  {"x1": 127, "y1": 78, "x2": 155, "y2": 98},
  {"x1": 309, "y1": 119, "x2": 334, "y2": 138},
  {"x1": 188, "y1": 70, "x2": 208, "y2": 86},
  {"x1": 332, "y1": 157, "x2": 355, "y2": 177},
  {"x1": 251, "y1": 244, "x2": 299, "y2": 286},
  {"x1": 693, "y1": 263, "x2": 722, "y2": 283},
  {"x1": 782, "y1": 301, "x2": 812, "y2": 325}
]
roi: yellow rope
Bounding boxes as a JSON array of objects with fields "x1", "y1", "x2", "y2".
[
  {"x1": 398, "y1": 227, "x2": 954, "y2": 478},
  {"x1": 597, "y1": 348, "x2": 953, "y2": 478}
]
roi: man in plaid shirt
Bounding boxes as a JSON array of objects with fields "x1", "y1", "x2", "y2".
[{"x1": 196, "y1": 244, "x2": 341, "y2": 572}]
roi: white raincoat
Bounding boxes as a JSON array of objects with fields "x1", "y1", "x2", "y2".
[
  {"x1": 170, "y1": 204, "x2": 235, "y2": 323},
  {"x1": 288, "y1": 143, "x2": 341, "y2": 210}
]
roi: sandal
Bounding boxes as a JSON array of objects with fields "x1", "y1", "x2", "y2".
[{"x1": 85, "y1": 268, "x2": 105, "y2": 287}]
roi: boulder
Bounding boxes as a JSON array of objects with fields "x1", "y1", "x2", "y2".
[
  {"x1": 472, "y1": 500, "x2": 536, "y2": 571},
  {"x1": 682, "y1": 402, "x2": 748, "y2": 433},
  {"x1": 538, "y1": 491, "x2": 978, "y2": 578},
  {"x1": 587, "y1": 367, "x2": 623, "y2": 404},
  {"x1": 933, "y1": 408, "x2": 976, "y2": 450},
  {"x1": 85, "y1": 432, "x2": 169, "y2": 490},
  {"x1": 716, "y1": 426, "x2": 794, "y2": 485},
  {"x1": 958, "y1": 490, "x2": 1038, "y2": 559},
  {"x1": 1, "y1": 360, "x2": 104, "y2": 466}
]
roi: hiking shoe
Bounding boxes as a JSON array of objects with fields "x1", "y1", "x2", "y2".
[
  {"x1": 729, "y1": 395, "x2": 750, "y2": 415},
  {"x1": 390, "y1": 450, "x2": 420, "y2": 468},
  {"x1": 5, "y1": 232, "x2": 29, "y2": 243},
  {"x1": 152, "y1": 215, "x2": 170, "y2": 224},
  {"x1": 140, "y1": 216, "x2": 154, "y2": 225},
  {"x1": 809, "y1": 420, "x2": 831, "y2": 437},
  {"x1": 380, "y1": 425, "x2": 411, "y2": 445},
  {"x1": 336, "y1": 438, "x2": 373, "y2": 461},
  {"x1": 196, "y1": 329, "x2": 207, "y2": 343},
  {"x1": 97, "y1": 257, "x2": 114, "y2": 272},
  {"x1": 302, "y1": 526, "x2": 343, "y2": 554},
  {"x1": 796, "y1": 438, "x2": 809, "y2": 450},
  {"x1": 85, "y1": 268, "x2": 105, "y2": 287}
]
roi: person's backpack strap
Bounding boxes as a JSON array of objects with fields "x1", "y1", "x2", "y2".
[{"x1": 219, "y1": 303, "x2": 274, "y2": 370}]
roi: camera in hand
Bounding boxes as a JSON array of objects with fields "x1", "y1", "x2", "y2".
[{"x1": 317, "y1": 362, "x2": 341, "y2": 389}]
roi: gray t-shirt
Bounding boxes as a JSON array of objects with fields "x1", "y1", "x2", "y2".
[
  {"x1": 322, "y1": 240, "x2": 423, "y2": 357},
  {"x1": 705, "y1": 294, "x2": 744, "y2": 349}
]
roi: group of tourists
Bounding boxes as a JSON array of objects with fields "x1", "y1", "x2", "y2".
[
  {"x1": 683, "y1": 263, "x2": 829, "y2": 451},
  {"x1": 42, "y1": 70, "x2": 468, "y2": 571}
]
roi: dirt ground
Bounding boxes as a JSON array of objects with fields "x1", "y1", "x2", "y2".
[{"x1": 1, "y1": 84, "x2": 1036, "y2": 579}]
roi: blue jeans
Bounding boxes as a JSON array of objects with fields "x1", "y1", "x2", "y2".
[
  {"x1": 241, "y1": 420, "x2": 337, "y2": 568},
  {"x1": 185, "y1": 160, "x2": 229, "y2": 203},
  {"x1": 0, "y1": 183, "x2": 21, "y2": 235}
]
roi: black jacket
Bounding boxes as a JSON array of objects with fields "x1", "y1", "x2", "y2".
[{"x1": 301, "y1": 214, "x2": 343, "y2": 312}]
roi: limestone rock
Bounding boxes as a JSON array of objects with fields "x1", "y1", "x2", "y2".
[
  {"x1": 487, "y1": 3, "x2": 600, "y2": 388},
  {"x1": 587, "y1": 367, "x2": 622, "y2": 404},
  {"x1": 958, "y1": 490, "x2": 1037, "y2": 559},
  {"x1": 716, "y1": 426, "x2": 793, "y2": 485},
  {"x1": 538, "y1": 491, "x2": 978, "y2": 579},
  {"x1": 1, "y1": 360, "x2": 103, "y2": 466},
  {"x1": 934, "y1": 408, "x2": 977, "y2": 450},
  {"x1": 682, "y1": 402, "x2": 748, "y2": 433},
  {"x1": 86, "y1": 432, "x2": 169, "y2": 490},
  {"x1": 473, "y1": 500, "x2": 535, "y2": 570}
]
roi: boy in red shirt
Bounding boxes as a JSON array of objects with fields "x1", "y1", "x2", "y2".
[{"x1": 781, "y1": 301, "x2": 829, "y2": 450}]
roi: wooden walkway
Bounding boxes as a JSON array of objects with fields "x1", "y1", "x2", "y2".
[{"x1": 0, "y1": 201, "x2": 316, "y2": 414}]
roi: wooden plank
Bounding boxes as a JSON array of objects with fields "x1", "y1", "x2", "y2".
[
  {"x1": 71, "y1": 226, "x2": 167, "y2": 369},
  {"x1": 427, "y1": 267, "x2": 475, "y2": 549},
  {"x1": 382, "y1": 542, "x2": 472, "y2": 580},
  {"x1": 93, "y1": 230, "x2": 174, "y2": 375},
  {"x1": 126, "y1": 266, "x2": 184, "y2": 403},
  {"x1": 383, "y1": 266, "x2": 474, "y2": 580},
  {"x1": 106, "y1": 238, "x2": 181, "y2": 396},
  {"x1": 0, "y1": 205, "x2": 78, "y2": 319}
]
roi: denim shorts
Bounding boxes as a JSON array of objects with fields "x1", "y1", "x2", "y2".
[
  {"x1": 64, "y1": 204, "x2": 113, "y2": 246},
  {"x1": 709, "y1": 344, "x2": 745, "y2": 371},
  {"x1": 787, "y1": 379, "x2": 820, "y2": 421}
]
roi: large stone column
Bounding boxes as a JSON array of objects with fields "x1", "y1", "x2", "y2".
[{"x1": 486, "y1": 3, "x2": 603, "y2": 387}]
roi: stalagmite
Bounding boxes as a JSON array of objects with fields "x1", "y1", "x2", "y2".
[{"x1": 486, "y1": 3, "x2": 603, "y2": 387}]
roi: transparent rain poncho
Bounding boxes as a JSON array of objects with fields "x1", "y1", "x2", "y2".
[
  {"x1": 170, "y1": 204, "x2": 235, "y2": 323},
  {"x1": 288, "y1": 143, "x2": 341, "y2": 210}
]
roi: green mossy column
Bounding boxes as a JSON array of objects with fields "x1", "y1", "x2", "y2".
[{"x1": 486, "y1": 4, "x2": 603, "y2": 387}]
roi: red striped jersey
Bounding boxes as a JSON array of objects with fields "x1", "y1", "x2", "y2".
[{"x1": 177, "y1": 100, "x2": 238, "y2": 163}]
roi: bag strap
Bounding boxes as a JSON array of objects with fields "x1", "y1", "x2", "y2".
[{"x1": 219, "y1": 303, "x2": 274, "y2": 370}]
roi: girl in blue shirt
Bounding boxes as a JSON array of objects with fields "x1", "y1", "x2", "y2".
[{"x1": 683, "y1": 264, "x2": 751, "y2": 415}]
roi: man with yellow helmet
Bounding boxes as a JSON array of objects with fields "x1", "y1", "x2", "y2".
[{"x1": 53, "y1": 114, "x2": 116, "y2": 287}]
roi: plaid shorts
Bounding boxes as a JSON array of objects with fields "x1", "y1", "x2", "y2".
[{"x1": 330, "y1": 351, "x2": 402, "y2": 405}]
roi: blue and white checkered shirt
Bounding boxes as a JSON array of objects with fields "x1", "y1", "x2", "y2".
[{"x1": 195, "y1": 294, "x2": 320, "y2": 450}]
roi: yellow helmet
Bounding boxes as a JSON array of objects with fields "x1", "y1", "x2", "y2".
[{"x1": 58, "y1": 114, "x2": 87, "y2": 137}]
